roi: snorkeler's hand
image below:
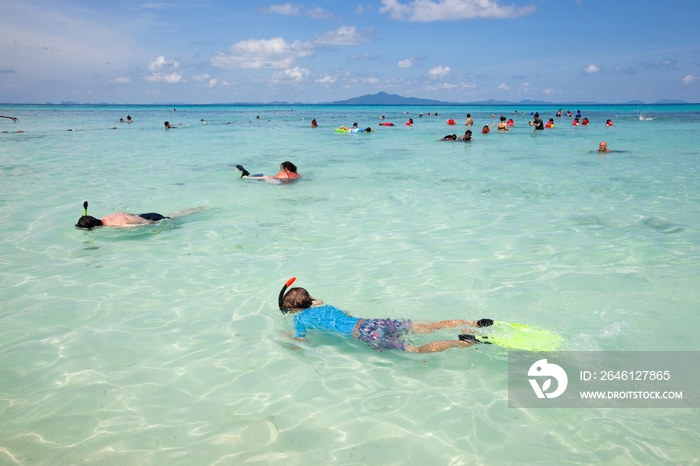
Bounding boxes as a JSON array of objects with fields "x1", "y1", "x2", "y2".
[{"x1": 476, "y1": 319, "x2": 493, "y2": 328}]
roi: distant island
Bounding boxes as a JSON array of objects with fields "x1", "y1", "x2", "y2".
[
  {"x1": 1, "y1": 92, "x2": 692, "y2": 106},
  {"x1": 324, "y1": 92, "x2": 689, "y2": 106}
]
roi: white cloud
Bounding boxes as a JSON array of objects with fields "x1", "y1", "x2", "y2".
[
  {"x1": 263, "y1": 3, "x2": 302, "y2": 15},
  {"x1": 543, "y1": 88, "x2": 560, "y2": 95},
  {"x1": 148, "y1": 56, "x2": 180, "y2": 72},
  {"x1": 496, "y1": 83, "x2": 511, "y2": 91},
  {"x1": 192, "y1": 74, "x2": 211, "y2": 82},
  {"x1": 428, "y1": 65, "x2": 451, "y2": 78},
  {"x1": 379, "y1": 0, "x2": 536, "y2": 21},
  {"x1": 682, "y1": 75, "x2": 698, "y2": 84},
  {"x1": 207, "y1": 78, "x2": 217, "y2": 88},
  {"x1": 211, "y1": 37, "x2": 313, "y2": 69},
  {"x1": 315, "y1": 75, "x2": 337, "y2": 84},
  {"x1": 145, "y1": 56, "x2": 182, "y2": 83},
  {"x1": 144, "y1": 72, "x2": 182, "y2": 83},
  {"x1": 398, "y1": 58, "x2": 414, "y2": 68},
  {"x1": 264, "y1": 4, "x2": 332, "y2": 19},
  {"x1": 114, "y1": 77, "x2": 131, "y2": 84},
  {"x1": 364, "y1": 77, "x2": 380, "y2": 84},
  {"x1": 583, "y1": 64, "x2": 601, "y2": 74},
  {"x1": 306, "y1": 7, "x2": 333, "y2": 19},
  {"x1": 315, "y1": 26, "x2": 370, "y2": 46},
  {"x1": 272, "y1": 66, "x2": 310, "y2": 82}
]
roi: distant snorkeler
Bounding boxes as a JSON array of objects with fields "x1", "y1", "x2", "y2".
[
  {"x1": 75, "y1": 201, "x2": 172, "y2": 229},
  {"x1": 236, "y1": 161, "x2": 302, "y2": 182}
]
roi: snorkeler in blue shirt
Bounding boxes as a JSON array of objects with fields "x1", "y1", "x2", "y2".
[{"x1": 279, "y1": 278, "x2": 493, "y2": 353}]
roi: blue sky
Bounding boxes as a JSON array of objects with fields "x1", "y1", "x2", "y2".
[{"x1": 1, "y1": 0, "x2": 699, "y2": 104}]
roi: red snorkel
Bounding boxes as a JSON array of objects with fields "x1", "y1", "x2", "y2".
[{"x1": 278, "y1": 277, "x2": 297, "y2": 313}]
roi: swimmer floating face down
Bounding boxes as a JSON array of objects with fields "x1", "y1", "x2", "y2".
[{"x1": 278, "y1": 277, "x2": 498, "y2": 353}]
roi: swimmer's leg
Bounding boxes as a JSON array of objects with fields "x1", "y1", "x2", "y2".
[
  {"x1": 405, "y1": 339, "x2": 474, "y2": 353},
  {"x1": 410, "y1": 319, "x2": 493, "y2": 334},
  {"x1": 168, "y1": 206, "x2": 208, "y2": 218},
  {"x1": 138, "y1": 213, "x2": 169, "y2": 221}
]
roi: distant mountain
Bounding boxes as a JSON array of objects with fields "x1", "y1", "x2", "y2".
[
  {"x1": 624, "y1": 100, "x2": 646, "y2": 105},
  {"x1": 324, "y1": 93, "x2": 608, "y2": 106},
  {"x1": 328, "y1": 92, "x2": 446, "y2": 105},
  {"x1": 654, "y1": 99, "x2": 688, "y2": 104}
]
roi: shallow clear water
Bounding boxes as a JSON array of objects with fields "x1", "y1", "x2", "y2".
[{"x1": 0, "y1": 104, "x2": 699, "y2": 464}]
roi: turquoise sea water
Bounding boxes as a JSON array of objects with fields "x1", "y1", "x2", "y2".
[{"x1": 0, "y1": 104, "x2": 699, "y2": 464}]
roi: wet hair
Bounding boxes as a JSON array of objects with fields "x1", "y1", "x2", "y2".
[
  {"x1": 352, "y1": 122, "x2": 358, "y2": 127},
  {"x1": 500, "y1": 116, "x2": 506, "y2": 121},
  {"x1": 280, "y1": 161, "x2": 297, "y2": 173},
  {"x1": 164, "y1": 121, "x2": 170, "y2": 128},
  {"x1": 76, "y1": 215, "x2": 103, "y2": 229},
  {"x1": 365, "y1": 127, "x2": 372, "y2": 132},
  {"x1": 466, "y1": 130, "x2": 472, "y2": 136},
  {"x1": 282, "y1": 287, "x2": 313, "y2": 310}
]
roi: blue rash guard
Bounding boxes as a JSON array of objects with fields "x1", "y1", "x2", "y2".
[{"x1": 293, "y1": 305, "x2": 361, "y2": 339}]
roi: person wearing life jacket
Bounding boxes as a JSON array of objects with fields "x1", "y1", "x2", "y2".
[
  {"x1": 572, "y1": 118, "x2": 580, "y2": 126},
  {"x1": 447, "y1": 118, "x2": 455, "y2": 126},
  {"x1": 507, "y1": 119, "x2": 514, "y2": 127},
  {"x1": 606, "y1": 119, "x2": 614, "y2": 126},
  {"x1": 545, "y1": 118, "x2": 555, "y2": 128},
  {"x1": 581, "y1": 117, "x2": 589, "y2": 126},
  {"x1": 311, "y1": 119, "x2": 318, "y2": 128},
  {"x1": 406, "y1": 118, "x2": 414, "y2": 126}
]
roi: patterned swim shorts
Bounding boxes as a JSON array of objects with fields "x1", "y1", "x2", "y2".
[{"x1": 356, "y1": 318, "x2": 413, "y2": 351}]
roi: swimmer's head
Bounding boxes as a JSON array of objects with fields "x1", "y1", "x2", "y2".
[
  {"x1": 76, "y1": 215, "x2": 103, "y2": 229},
  {"x1": 352, "y1": 122, "x2": 358, "y2": 128},
  {"x1": 278, "y1": 277, "x2": 313, "y2": 313},
  {"x1": 280, "y1": 161, "x2": 297, "y2": 173},
  {"x1": 282, "y1": 287, "x2": 313, "y2": 312}
]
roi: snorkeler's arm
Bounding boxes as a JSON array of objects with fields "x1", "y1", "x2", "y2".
[{"x1": 281, "y1": 331, "x2": 307, "y2": 342}]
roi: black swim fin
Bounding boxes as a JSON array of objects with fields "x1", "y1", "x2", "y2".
[
  {"x1": 235, "y1": 165, "x2": 250, "y2": 177},
  {"x1": 476, "y1": 319, "x2": 493, "y2": 328},
  {"x1": 458, "y1": 334, "x2": 491, "y2": 344}
]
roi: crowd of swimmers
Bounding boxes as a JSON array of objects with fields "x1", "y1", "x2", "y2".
[{"x1": 73, "y1": 105, "x2": 625, "y2": 353}]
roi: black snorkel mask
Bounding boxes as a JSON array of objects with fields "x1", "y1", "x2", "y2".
[{"x1": 278, "y1": 277, "x2": 297, "y2": 314}]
